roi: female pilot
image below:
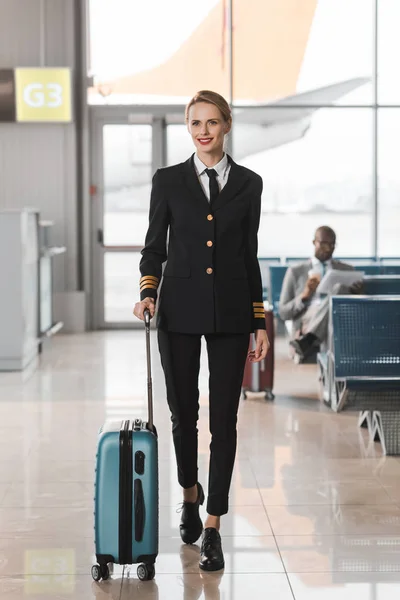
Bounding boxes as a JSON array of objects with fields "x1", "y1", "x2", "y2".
[{"x1": 134, "y1": 90, "x2": 269, "y2": 571}]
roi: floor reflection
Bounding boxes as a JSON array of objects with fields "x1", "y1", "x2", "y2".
[{"x1": 1, "y1": 332, "x2": 400, "y2": 598}]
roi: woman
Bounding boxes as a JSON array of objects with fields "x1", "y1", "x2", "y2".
[{"x1": 134, "y1": 90, "x2": 269, "y2": 572}]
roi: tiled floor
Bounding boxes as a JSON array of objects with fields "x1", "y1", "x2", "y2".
[{"x1": 0, "y1": 330, "x2": 400, "y2": 599}]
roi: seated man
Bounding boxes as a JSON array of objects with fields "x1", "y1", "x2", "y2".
[{"x1": 279, "y1": 226, "x2": 361, "y2": 359}]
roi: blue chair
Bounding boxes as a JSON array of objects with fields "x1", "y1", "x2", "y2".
[
  {"x1": 382, "y1": 266, "x2": 400, "y2": 275},
  {"x1": 268, "y1": 265, "x2": 288, "y2": 315},
  {"x1": 355, "y1": 265, "x2": 400, "y2": 277},
  {"x1": 319, "y1": 280, "x2": 400, "y2": 404},
  {"x1": 363, "y1": 276, "x2": 400, "y2": 295},
  {"x1": 329, "y1": 296, "x2": 400, "y2": 454},
  {"x1": 354, "y1": 265, "x2": 382, "y2": 276},
  {"x1": 331, "y1": 296, "x2": 400, "y2": 396}
]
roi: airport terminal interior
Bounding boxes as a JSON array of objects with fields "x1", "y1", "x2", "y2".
[{"x1": 1, "y1": 0, "x2": 400, "y2": 598}]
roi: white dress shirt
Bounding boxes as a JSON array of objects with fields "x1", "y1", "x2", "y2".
[
  {"x1": 193, "y1": 153, "x2": 231, "y2": 202},
  {"x1": 310, "y1": 256, "x2": 332, "y2": 277}
]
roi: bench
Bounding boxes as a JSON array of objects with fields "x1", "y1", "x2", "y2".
[{"x1": 328, "y1": 296, "x2": 400, "y2": 454}]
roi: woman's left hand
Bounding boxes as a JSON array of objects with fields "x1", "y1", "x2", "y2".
[{"x1": 248, "y1": 329, "x2": 270, "y2": 363}]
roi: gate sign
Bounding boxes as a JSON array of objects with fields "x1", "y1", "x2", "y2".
[{"x1": 15, "y1": 68, "x2": 72, "y2": 122}]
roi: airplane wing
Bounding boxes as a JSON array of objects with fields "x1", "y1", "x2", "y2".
[
  {"x1": 233, "y1": 77, "x2": 370, "y2": 157},
  {"x1": 235, "y1": 77, "x2": 370, "y2": 124}
]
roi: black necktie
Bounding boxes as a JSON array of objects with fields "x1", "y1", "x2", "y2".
[{"x1": 205, "y1": 169, "x2": 219, "y2": 207}]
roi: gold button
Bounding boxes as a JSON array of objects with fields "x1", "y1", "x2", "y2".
[
  {"x1": 207, "y1": 240, "x2": 213, "y2": 247},
  {"x1": 207, "y1": 214, "x2": 213, "y2": 221},
  {"x1": 206, "y1": 268, "x2": 213, "y2": 275}
]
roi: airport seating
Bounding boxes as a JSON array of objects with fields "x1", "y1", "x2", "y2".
[
  {"x1": 262, "y1": 262, "x2": 400, "y2": 316},
  {"x1": 319, "y1": 278, "x2": 400, "y2": 405},
  {"x1": 268, "y1": 265, "x2": 288, "y2": 315},
  {"x1": 381, "y1": 266, "x2": 400, "y2": 275},
  {"x1": 354, "y1": 265, "x2": 382, "y2": 276},
  {"x1": 355, "y1": 265, "x2": 400, "y2": 276},
  {"x1": 324, "y1": 296, "x2": 400, "y2": 455},
  {"x1": 266, "y1": 263, "x2": 380, "y2": 317}
]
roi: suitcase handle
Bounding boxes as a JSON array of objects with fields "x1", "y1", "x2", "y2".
[
  {"x1": 134, "y1": 478, "x2": 146, "y2": 541},
  {"x1": 144, "y1": 309, "x2": 154, "y2": 431}
]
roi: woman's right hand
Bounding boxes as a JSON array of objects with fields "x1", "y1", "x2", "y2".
[{"x1": 133, "y1": 297, "x2": 156, "y2": 321}]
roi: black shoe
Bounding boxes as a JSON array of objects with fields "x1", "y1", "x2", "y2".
[
  {"x1": 290, "y1": 333, "x2": 318, "y2": 359},
  {"x1": 199, "y1": 528, "x2": 225, "y2": 572},
  {"x1": 179, "y1": 482, "x2": 205, "y2": 545}
]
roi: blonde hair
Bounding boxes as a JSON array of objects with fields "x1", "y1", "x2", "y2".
[{"x1": 185, "y1": 90, "x2": 232, "y2": 124}]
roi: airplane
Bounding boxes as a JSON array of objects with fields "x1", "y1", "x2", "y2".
[{"x1": 89, "y1": 0, "x2": 372, "y2": 207}]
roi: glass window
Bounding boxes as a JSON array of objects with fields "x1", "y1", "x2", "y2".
[
  {"x1": 103, "y1": 124, "x2": 152, "y2": 246},
  {"x1": 232, "y1": 0, "x2": 374, "y2": 106},
  {"x1": 166, "y1": 124, "x2": 196, "y2": 166},
  {"x1": 378, "y1": 109, "x2": 400, "y2": 257},
  {"x1": 233, "y1": 107, "x2": 374, "y2": 257},
  {"x1": 88, "y1": 0, "x2": 227, "y2": 104},
  {"x1": 378, "y1": 0, "x2": 400, "y2": 105}
]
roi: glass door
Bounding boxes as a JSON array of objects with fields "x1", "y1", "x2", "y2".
[
  {"x1": 90, "y1": 106, "x2": 189, "y2": 328},
  {"x1": 102, "y1": 122, "x2": 152, "y2": 324}
]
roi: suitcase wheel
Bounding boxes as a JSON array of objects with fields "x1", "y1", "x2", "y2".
[
  {"x1": 91, "y1": 563, "x2": 110, "y2": 582},
  {"x1": 265, "y1": 390, "x2": 275, "y2": 401},
  {"x1": 137, "y1": 563, "x2": 155, "y2": 581},
  {"x1": 91, "y1": 564, "x2": 101, "y2": 582}
]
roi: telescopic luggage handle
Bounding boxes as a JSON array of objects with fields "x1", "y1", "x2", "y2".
[{"x1": 143, "y1": 309, "x2": 154, "y2": 431}]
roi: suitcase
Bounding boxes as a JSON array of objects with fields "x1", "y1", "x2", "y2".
[
  {"x1": 242, "y1": 308, "x2": 275, "y2": 401},
  {"x1": 92, "y1": 310, "x2": 158, "y2": 582}
]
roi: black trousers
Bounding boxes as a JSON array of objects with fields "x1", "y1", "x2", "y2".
[{"x1": 157, "y1": 329, "x2": 249, "y2": 516}]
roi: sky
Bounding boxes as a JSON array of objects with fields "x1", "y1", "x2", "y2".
[{"x1": 88, "y1": 0, "x2": 220, "y2": 81}]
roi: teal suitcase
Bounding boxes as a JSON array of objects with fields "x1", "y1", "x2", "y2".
[{"x1": 92, "y1": 311, "x2": 158, "y2": 582}]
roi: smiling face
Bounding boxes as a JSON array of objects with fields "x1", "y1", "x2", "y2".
[{"x1": 187, "y1": 101, "x2": 231, "y2": 163}]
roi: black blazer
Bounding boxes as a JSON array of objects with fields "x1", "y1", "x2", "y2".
[{"x1": 139, "y1": 154, "x2": 266, "y2": 334}]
